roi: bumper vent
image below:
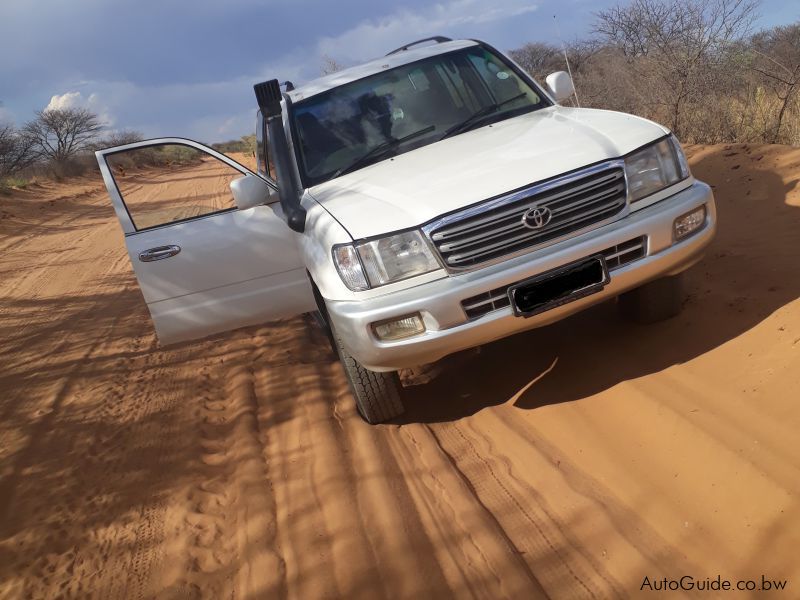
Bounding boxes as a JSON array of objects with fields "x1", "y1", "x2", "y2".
[
  {"x1": 460, "y1": 236, "x2": 647, "y2": 320},
  {"x1": 429, "y1": 165, "x2": 627, "y2": 270}
]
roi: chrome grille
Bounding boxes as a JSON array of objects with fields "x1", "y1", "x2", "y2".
[
  {"x1": 461, "y1": 236, "x2": 647, "y2": 320},
  {"x1": 428, "y1": 164, "x2": 627, "y2": 270}
]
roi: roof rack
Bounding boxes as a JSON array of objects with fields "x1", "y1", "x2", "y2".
[{"x1": 386, "y1": 36, "x2": 453, "y2": 56}]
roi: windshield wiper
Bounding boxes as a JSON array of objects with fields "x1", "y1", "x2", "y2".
[
  {"x1": 440, "y1": 93, "x2": 528, "y2": 141},
  {"x1": 330, "y1": 125, "x2": 436, "y2": 180}
]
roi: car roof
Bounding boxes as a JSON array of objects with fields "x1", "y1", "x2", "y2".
[{"x1": 286, "y1": 39, "x2": 480, "y2": 103}]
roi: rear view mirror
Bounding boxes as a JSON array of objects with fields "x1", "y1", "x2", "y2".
[
  {"x1": 230, "y1": 174, "x2": 275, "y2": 210},
  {"x1": 545, "y1": 71, "x2": 575, "y2": 102}
]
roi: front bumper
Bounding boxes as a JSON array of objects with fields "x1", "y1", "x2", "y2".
[{"x1": 327, "y1": 181, "x2": 717, "y2": 371}]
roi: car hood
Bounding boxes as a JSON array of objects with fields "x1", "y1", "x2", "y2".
[{"x1": 307, "y1": 106, "x2": 668, "y2": 240}]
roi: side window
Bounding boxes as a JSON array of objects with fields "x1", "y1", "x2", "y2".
[
  {"x1": 106, "y1": 143, "x2": 243, "y2": 230},
  {"x1": 255, "y1": 111, "x2": 276, "y2": 180}
]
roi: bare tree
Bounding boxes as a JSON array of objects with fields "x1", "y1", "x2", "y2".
[
  {"x1": 0, "y1": 123, "x2": 37, "y2": 179},
  {"x1": 509, "y1": 42, "x2": 563, "y2": 79},
  {"x1": 99, "y1": 130, "x2": 144, "y2": 148},
  {"x1": 23, "y1": 108, "x2": 103, "y2": 163},
  {"x1": 561, "y1": 39, "x2": 603, "y2": 74},
  {"x1": 750, "y1": 23, "x2": 800, "y2": 142},
  {"x1": 595, "y1": 0, "x2": 760, "y2": 136},
  {"x1": 507, "y1": 8, "x2": 798, "y2": 144}
]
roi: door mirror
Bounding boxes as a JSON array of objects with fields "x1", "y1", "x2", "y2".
[
  {"x1": 545, "y1": 71, "x2": 575, "y2": 102},
  {"x1": 230, "y1": 174, "x2": 275, "y2": 210}
]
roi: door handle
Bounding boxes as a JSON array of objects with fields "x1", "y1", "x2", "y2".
[{"x1": 139, "y1": 245, "x2": 181, "y2": 262}]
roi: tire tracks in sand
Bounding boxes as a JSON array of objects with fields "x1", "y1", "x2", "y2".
[{"x1": 4, "y1": 146, "x2": 800, "y2": 598}]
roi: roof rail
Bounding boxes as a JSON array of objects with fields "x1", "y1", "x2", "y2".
[{"x1": 386, "y1": 36, "x2": 453, "y2": 56}]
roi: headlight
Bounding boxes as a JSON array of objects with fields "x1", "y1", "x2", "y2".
[
  {"x1": 625, "y1": 136, "x2": 690, "y2": 203},
  {"x1": 333, "y1": 230, "x2": 441, "y2": 291}
]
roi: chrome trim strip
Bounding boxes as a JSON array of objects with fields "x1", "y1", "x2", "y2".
[
  {"x1": 463, "y1": 295, "x2": 504, "y2": 310},
  {"x1": 463, "y1": 243, "x2": 645, "y2": 310},
  {"x1": 446, "y1": 199, "x2": 626, "y2": 265},
  {"x1": 138, "y1": 245, "x2": 181, "y2": 262},
  {"x1": 604, "y1": 244, "x2": 644, "y2": 262},
  {"x1": 437, "y1": 184, "x2": 624, "y2": 253},
  {"x1": 460, "y1": 235, "x2": 647, "y2": 318},
  {"x1": 429, "y1": 169, "x2": 624, "y2": 241},
  {"x1": 552, "y1": 185, "x2": 624, "y2": 218},
  {"x1": 422, "y1": 159, "x2": 630, "y2": 272}
]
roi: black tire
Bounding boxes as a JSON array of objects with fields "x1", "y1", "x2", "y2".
[
  {"x1": 618, "y1": 273, "x2": 685, "y2": 323},
  {"x1": 331, "y1": 327, "x2": 404, "y2": 424}
]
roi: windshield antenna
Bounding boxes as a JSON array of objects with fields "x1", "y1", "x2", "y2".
[{"x1": 553, "y1": 14, "x2": 581, "y2": 107}]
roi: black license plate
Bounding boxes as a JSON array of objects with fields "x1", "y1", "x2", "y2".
[{"x1": 509, "y1": 255, "x2": 609, "y2": 318}]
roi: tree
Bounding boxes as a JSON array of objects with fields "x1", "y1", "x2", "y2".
[
  {"x1": 0, "y1": 123, "x2": 37, "y2": 179},
  {"x1": 23, "y1": 107, "x2": 103, "y2": 163},
  {"x1": 750, "y1": 23, "x2": 800, "y2": 142},
  {"x1": 594, "y1": 0, "x2": 759, "y2": 137},
  {"x1": 509, "y1": 42, "x2": 563, "y2": 79},
  {"x1": 99, "y1": 130, "x2": 144, "y2": 148}
]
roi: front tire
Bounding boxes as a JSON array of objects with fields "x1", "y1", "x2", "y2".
[
  {"x1": 331, "y1": 327, "x2": 404, "y2": 424},
  {"x1": 618, "y1": 273, "x2": 685, "y2": 323}
]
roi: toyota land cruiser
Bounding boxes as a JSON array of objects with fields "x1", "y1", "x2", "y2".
[{"x1": 96, "y1": 37, "x2": 716, "y2": 423}]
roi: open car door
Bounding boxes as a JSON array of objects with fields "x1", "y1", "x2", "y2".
[{"x1": 96, "y1": 138, "x2": 315, "y2": 344}]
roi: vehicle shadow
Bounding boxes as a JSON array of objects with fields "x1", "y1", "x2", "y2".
[
  {"x1": 0, "y1": 273, "x2": 332, "y2": 594},
  {"x1": 400, "y1": 146, "x2": 800, "y2": 424}
]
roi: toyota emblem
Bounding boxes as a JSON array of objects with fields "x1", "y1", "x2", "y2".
[{"x1": 522, "y1": 206, "x2": 553, "y2": 229}]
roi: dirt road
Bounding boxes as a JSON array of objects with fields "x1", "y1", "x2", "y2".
[{"x1": 1, "y1": 145, "x2": 799, "y2": 599}]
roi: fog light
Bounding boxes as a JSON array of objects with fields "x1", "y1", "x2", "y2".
[
  {"x1": 673, "y1": 205, "x2": 706, "y2": 240},
  {"x1": 372, "y1": 313, "x2": 425, "y2": 341}
]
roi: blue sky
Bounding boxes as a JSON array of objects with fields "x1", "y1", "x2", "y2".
[{"x1": 1, "y1": 0, "x2": 797, "y2": 143}]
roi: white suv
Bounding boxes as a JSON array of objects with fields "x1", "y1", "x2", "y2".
[{"x1": 96, "y1": 37, "x2": 716, "y2": 423}]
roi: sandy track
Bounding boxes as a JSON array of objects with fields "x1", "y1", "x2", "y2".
[
  {"x1": 1, "y1": 145, "x2": 799, "y2": 599},
  {"x1": 109, "y1": 154, "x2": 241, "y2": 229}
]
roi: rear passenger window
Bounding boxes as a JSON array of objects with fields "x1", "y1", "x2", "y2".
[{"x1": 106, "y1": 143, "x2": 242, "y2": 230}]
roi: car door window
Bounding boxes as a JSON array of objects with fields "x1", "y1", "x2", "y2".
[
  {"x1": 96, "y1": 137, "x2": 313, "y2": 345},
  {"x1": 105, "y1": 143, "x2": 243, "y2": 231}
]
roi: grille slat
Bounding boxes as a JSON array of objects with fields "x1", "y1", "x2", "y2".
[
  {"x1": 460, "y1": 236, "x2": 647, "y2": 320},
  {"x1": 439, "y1": 184, "x2": 624, "y2": 254},
  {"x1": 431, "y1": 169, "x2": 625, "y2": 243},
  {"x1": 429, "y1": 165, "x2": 628, "y2": 269},
  {"x1": 551, "y1": 184, "x2": 624, "y2": 219},
  {"x1": 447, "y1": 200, "x2": 626, "y2": 266}
]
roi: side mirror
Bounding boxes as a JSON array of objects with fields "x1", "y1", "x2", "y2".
[
  {"x1": 230, "y1": 174, "x2": 275, "y2": 210},
  {"x1": 545, "y1": 71, "x2": 575, "y2": 103}
]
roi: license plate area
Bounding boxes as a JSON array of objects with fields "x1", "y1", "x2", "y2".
[{"x1": 509, "y1": 255, "x2": 609, "y2": 318}]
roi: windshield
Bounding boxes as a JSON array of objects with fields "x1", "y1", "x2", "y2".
[{"x1": 291, "y1": 45, "x2": 549, "y2": 186}]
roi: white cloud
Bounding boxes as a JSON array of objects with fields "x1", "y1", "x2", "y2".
[
  {"x1": 45, "y1": 91, "x2": 114, "y2": 126},
  {"x1": 42, "y1": 49, "x2": 312, "y2": 142},
  {"x1": 25, "y1": 0, "x2": 540, "y2": 143},
  {"x1": 317, "y1": 0, "x2": 538, "y2": 63},
  {"x1": 45, "y1": 91, "x2": 82, "y2": 111},
  {"x1": 41, "y1": 78, "x2": 260, "y2": 142}
]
